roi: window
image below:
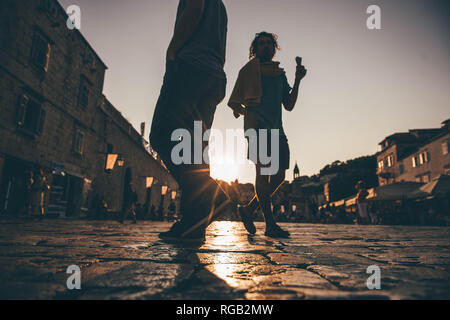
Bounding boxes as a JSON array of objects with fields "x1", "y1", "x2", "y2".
[
  {"x1": 419, "y1": 153, "x2": 424, "y2": 165},
  {"x1": 378, "y1": 160, "x2": 384, "y2": 169},
  {"x1": 73, "y1": 129, "x2": 85, "y2": 155},
  {"x1": 418, "y1": 151, "x2": 430, "y2": 165},
  {"x1": 387, "y1": 155, "x2": 394, "y2": 167},
  {"x1": 16, "y1": 94, "x2": 46, "y2": 135},
  {"x1": 78, "y1": 77, "x2": 90, "y2": 108},
  {"x1": 30, "y1": 31, "x2": 51, "y2": 72},
  {"x1": 83, "y1": 49, "x2": 97, "y2": 71},
  {"x1": 412, "y1": 156, "x2": 418, "y2": 168},
  {"x1": 443, "y1": 141, "x2": 449, "y2": 155},
  {"x1": 83, "y1": 50, "x2": 93, "y2": 65},
  {"x1": 417, "y1": 173, "x2": 431, "y2": 183},
  {"x1": 399, "y1": 164, "x2": 405, "y2": 175}
]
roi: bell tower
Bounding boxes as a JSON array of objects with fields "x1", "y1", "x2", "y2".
[{"x1": 293, "y1": 162, "x2": 300, "y2": 180}]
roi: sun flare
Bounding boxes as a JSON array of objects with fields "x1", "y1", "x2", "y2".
[{"x1": 210, "y1": 155, "x2": 240, "y2": 183}]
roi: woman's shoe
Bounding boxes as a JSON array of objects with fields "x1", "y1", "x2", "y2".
[
  {"x1": 265, "y1": 224, "x2": 290, "y2": 238},
  {"x1": 238, "y1": 206, "x2": 256, "y2": 235}
]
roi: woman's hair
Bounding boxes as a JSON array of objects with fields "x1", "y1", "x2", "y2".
[
  {"x1": 356, "y1": 180, "x2": 366, "y2": 189},
  {"x1": 249, "y1": 31, "x2": 281, "y2": 60}
]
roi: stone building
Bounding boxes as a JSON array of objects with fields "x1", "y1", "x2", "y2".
[
  {"x1": 93, "y1": 97, "x2": 178, "y2": 218},
  {"x1": 377, "y1": 119, "x2": 450, "y2": 186},
  {"x1": 0, "y1": 0, "x2": 177, "y2": 218}
]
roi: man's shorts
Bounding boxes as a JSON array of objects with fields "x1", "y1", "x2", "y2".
[{"x1": 246, "y1": 131, "x2": 290, "y2": 172}]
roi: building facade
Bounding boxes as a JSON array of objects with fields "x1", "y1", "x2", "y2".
[
  {"x1": 377, "y1": 120, "x2": 450, "y2": 185},
  {"x1": 0, "y1": 0, "x2": 178, "y2": 218}
]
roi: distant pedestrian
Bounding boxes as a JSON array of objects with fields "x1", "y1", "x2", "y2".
[
  {"x1": 368, "y1": 202, "x2": 378, "y2": 224},
  {"x1": 150, "y1": 205, "x2": 156, "y2": 221},
  {"x1": 31, "y1": 169, "x2": 50, "y2": 220},
  {"x1": 120, "y1": 182, "x2": 138, "y2": 224},
  {"x1": 92, "y1": 192, "x2": 108, "y2": 220},
  {"x1": 356, "y1": 180, "x2": 369, "y2": 224},
  {"x1": 25, "y1": 170, "x2": 34, "y2": 219}
]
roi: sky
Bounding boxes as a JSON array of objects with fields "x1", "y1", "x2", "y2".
[{"x1": 58, "y1": 0, "x2": 449, "y2": 183}]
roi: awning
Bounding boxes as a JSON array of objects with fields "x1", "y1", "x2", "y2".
[
  {"x1": 409, "y1": 174, "x2": 450, "y2": 199},
  {"x1": 369, "y1": 182, "x2": 424, "y2": 201}
]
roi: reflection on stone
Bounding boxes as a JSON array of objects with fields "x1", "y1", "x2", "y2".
[{"x1": 0, "y1": 220, "x2": 449, "y2": 299}]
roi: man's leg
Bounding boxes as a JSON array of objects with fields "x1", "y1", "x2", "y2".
[
  {"x1": 183, "y1": 79, "x2": 232, "y2": 226},
  {"x1": 150, "y1": 61, "x2": 230, "y2": 238}
]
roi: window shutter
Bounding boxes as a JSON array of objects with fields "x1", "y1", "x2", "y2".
[
  {"x1": 74, "y1": 130, "x2": 84, "y2": 155},
  {"x1": 79, "y1": 132, "x2": 85, "y2": 154},
  {"x1": 30, "y1": 34, "x2": 38, "y2": 63},
  {"x1": 36, "y1": 38, "x2": 46, "y2": 69},
  {"x1": 43, "y1": 43, "x2": 51, "y2": 72},
  {"x1": 77, "y1": 132, "x2": 81, "y2": 154},
  {"x1": 74, "y1": 131, "x2": 80, "y2": 153},
  {"x1": 17, "y1": 94, "x2": 28, "y2": 126},
  {"x1": 36, "y1": 107, "x2": 46, "y2": 135}
]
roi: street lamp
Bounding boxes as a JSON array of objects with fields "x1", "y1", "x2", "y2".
[
  {"x1": 105, "y1": 154, "x2": 118, "y2": 171},
  {"x1": 146, "y1": 177, "x2": 154, "y2": 189}
]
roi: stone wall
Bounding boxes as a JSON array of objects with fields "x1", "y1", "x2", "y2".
[{"x1": 0, "y1": 0, "x2": 178, "y2": 217}]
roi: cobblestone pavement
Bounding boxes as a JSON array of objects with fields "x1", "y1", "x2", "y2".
[{"x1": 0, "y1": 219, "x2": 449, "y2": 300}]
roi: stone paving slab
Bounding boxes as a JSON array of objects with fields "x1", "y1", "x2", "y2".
[{"x1": 0, "y1": 219, "x2": 449, "y2": 300}]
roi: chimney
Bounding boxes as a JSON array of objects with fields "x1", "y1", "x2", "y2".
[{"x1": 140, "y1": 122, "x2": 145, "y2": 137}]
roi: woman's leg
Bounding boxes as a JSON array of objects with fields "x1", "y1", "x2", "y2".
[
  {"x1": 254, "y1": 165, "x2": 287, "y2": 228},
  {"x1": 244, "y1": 167, "x2": 286, "y2": 213}
]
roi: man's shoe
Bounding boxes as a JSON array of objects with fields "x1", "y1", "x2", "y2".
[
  {"x1": 238, "y1": 206, "x2": 256, "y2": 235},
  {"x1": 265, "y1": 224, "x2": 290, "y2": 238},
  {"x1": 159, "y1": 221, "x2": 206, "y2": 242}
]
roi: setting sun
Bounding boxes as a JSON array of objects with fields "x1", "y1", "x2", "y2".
[{"x1": 210, "y1": 155, "x2": 240, "y2": 183}]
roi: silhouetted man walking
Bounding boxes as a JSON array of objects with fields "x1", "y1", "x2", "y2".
[{"x1": 150, "y1": 0, "x2": 230, "y2": 241}]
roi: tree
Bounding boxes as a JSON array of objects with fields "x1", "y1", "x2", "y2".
[{"x1": 320, "y1": 155, "x2": 378, "y2": 201}]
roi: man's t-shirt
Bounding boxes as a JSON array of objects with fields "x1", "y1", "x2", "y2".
[
  {"x1": 246, "y1": 74, "x2": 292, "y2": 136},
  {"x1": 175, "y1": 0, "x2": 227, "y2": 79}
]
